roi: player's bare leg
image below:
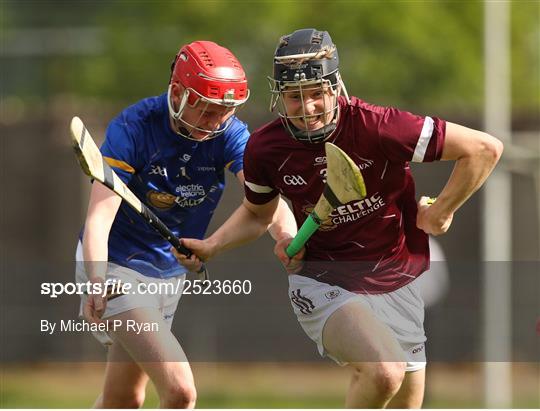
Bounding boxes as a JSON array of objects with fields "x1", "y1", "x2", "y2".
[
  {"x1": 93, "y1": 343, "x2": 149, "y2": 408},
  {"x1": 322, "y1": 300, "x2": 407, "y2": 408},
  {"x1": 107, "y1": 307, "x2": 197, "y2": 408},
  {"x1": 386, "y1": 368, "x2": 425, "y2": 408}
]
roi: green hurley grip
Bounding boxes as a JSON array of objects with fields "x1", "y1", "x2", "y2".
[{"x1": 286, "y1": 213, "x2": 322, "y2": 257}]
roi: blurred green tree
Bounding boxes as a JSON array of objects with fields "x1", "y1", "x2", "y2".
[{"x1": 2, "y1": 0, "x2": 538, "y2": 122}]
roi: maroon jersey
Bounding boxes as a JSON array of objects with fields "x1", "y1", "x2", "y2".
[{"x1": 244, "y1": 96, "x2": 446, "y2": 294}]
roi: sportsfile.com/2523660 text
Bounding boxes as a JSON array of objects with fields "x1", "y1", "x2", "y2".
[{"x1": 40, "y1": 279, "x2": 252, "y2": 298}]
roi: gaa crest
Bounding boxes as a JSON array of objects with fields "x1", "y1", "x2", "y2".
[
  {"x1": 224, "y1": 89, "x2": 235, "y2": 101},
  {"x1": 146, "y1": 190, "x2": 176, "y2": 209},
  {"x1": 324, "y1": 289, "x2": 341, "y2": 300}
]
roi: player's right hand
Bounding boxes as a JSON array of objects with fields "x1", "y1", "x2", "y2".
[
  {"x1": 83, "y1": 278, "x2": 107, "y2": 324},
  {"x1": 172, "y1": 238, "x2": 215, "y2": 272},
  {"x1": 172, "y1": 245, "x2": 203, "y2": 273},
  {"x1": 274, "y1": 235, "x2": 305, "y2": 274}
]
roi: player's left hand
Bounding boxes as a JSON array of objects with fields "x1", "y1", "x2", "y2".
[
  {"x1": 83, "y1": 277, "x2": 107, "y2": 324},
  {"x1": 416, "y1": 196, "x2": 453, "y2": 236},
  {"x1": 274, "y1": 235, "x2": 305, "y2": 274}
]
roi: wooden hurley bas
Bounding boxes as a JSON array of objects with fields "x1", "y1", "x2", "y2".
[
  {"x1": 70, "y1": 116, "x2": 209, "y2": 281},
  {"x1": 286, "y1": 142, "x2": 367, "y2": 257}
]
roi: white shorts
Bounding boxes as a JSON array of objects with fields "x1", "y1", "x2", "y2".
[
  {"x1": 288, "y1": 274, "x2": 427, "y2": 372},
  {"x1": 75, "y1": 242, "x2": 184, "y2": 346}
]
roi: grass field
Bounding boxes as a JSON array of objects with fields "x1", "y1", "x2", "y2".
[{"x1": 1, "y1": 363, "x2": 539, "y2": 408}]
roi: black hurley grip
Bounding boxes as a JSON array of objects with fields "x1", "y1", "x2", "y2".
[
  {"x1": 141, "y1": 203, "x2": 209, "y2": 280},
  {"x1": 323, "y1": 185, "x2": 342, "y2": 209},
  {"x1": 102, "y1": 158, "x2": 116, "y2": 190},
  {"x1": 140, "y1": 204, "x2": 192, "y2": 257}
]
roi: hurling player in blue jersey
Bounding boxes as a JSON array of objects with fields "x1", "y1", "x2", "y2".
[{"x1": 77, "y1": 40, "x2": 296, "y2": 408}]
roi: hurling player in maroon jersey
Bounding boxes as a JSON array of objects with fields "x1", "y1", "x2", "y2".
[{"x1": 179, "y1": 29, "x2": 502, "y2": 407}]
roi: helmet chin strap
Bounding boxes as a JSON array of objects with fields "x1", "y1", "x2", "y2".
[
  {"x1": 283, "y1": 105, "x2": 340, "y2": 143},
  {"x1": 170, "y1": 118, "x2": 194, "y2": 139},
  {"x1": 286, "y1": 121, "x2": 337, "y2": 143},
  {"x1": 170, "y1": 117, "x2": 213, "y2": 142}
]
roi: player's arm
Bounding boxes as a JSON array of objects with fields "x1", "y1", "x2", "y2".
[
  {"x1": 235, "y1": 170, "x2": 297, "y2": 242},
  {"x1": 176, "y1": 171, "x2": 298, "y2": 271},
  {"x1": 83, "y1": 183, "x2": 122, "y2": 270},
  {"x1": 179, "y1": 191, "x2": 299, "y2": 262},
  {"x1": 179, "y1": 194, "x2": 281, "y2": 263},
  {"x1": 81, "y1": 182, "x2": 122, "y2": 322},
  {"x1": 417, "y1": 121, "x2": 503, "y2": 235}
]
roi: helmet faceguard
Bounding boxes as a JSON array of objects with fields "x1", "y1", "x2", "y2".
[
  {"x1": 268, "y1": 29, "x2": 349, "y2": 143},
  {"x1": 168, "y1": 41, "x2": 249, "y2": 141}
]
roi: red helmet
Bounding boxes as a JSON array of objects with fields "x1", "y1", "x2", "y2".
[
  {"x1": 167, "y1": 41, "x2": 249, "y2": 140},
  {"x1": 170, "y1": 41, "x2": 249, "y2": 106}
]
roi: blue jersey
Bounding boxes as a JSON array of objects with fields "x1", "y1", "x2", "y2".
[{"x1": 83, "y1": 93, "x2": 249, "y2": 278}]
